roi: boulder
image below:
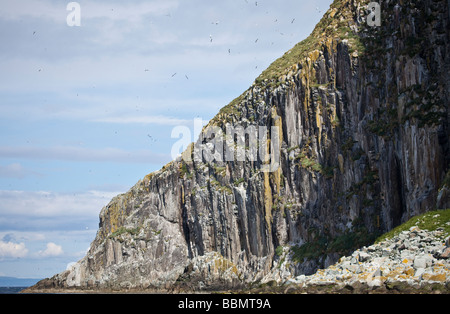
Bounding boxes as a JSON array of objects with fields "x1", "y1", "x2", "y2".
[{"x1": 413, "y1": 254, "x2": 433, "y2": 269}]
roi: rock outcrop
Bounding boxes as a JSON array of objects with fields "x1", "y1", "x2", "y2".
[
  {"x1": 285, "y1": 226, "x2": 450, "y2": 293},
  {"x1": 27, "y1": 0, "x2": 449, "y2": 292}
]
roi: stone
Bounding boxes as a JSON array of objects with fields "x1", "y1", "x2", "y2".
[
  {"x1": 368, "y1": 278, "x2": 383, "y2": 289},
  {"x1": 414, "y1": 268, "x2": 426, "y2": 279},
  {"x1": 421, "y1": 272, "x2": 446, "y2": 283},
  {"x1": 413, "y1": 255, "x2": 433, "y2": 269},
  {"x1": 295, "y1": 275, "x2": 307, "y2": 283},
  {"x1": 358, "y1": 252, "x2": 371, "y2": 262},
  {"x1": 402, "y1": 239, "x2": 411, "y2": 249},
  {"x1": 439, "y1": 247, "x2": 450, "y2": 259},
  {"x1": 372, "y1": 268, "x2": 382, "y2": 278}
]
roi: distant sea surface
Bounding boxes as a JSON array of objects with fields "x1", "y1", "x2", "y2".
[
  {"x1": 0, "y1": 287, "x2": 28, "y2": 294},
  {"x1": 0, "y1": 277, "x2": 41, "y2": 294}
]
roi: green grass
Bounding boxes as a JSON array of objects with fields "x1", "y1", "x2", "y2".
[
  {"x1": 291, "y1": 237, "x2": 328, "y2": 262},
  {"x1": 275, "y1": 246, "x2": 284, "y2": 257},
  {"x1": 375, "y1": 209, "x2": 450, "y2": 243},
  {"x1": 209, "y1": 0, "x2": 369, "y2": 127},
  {"x1": 109, "y1": 226, "x2": 141, "y2": 239},
  {"x1": 291, "y1": 227, "x2": 378, "y2": 263},
  {"x1": 441, "y1": 170, "x2": 450, "y2": 189},
  {"x1": 290, "y1": 209, "x2": 450, "y2": 264},
  {"x1": 255, "y1": 35, "x2": 317, "y2": 85}
]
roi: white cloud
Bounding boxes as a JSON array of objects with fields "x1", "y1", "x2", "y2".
[
  {"x1": 93, "y1": 115, "x2": 191, "y2": 125},
  {"x1": 0, "y1": 189, "x2": 121, "y2": 218},
  {"x1": 0, "y1": 0, "x2": 65, "y2": 22},
  {"x1": 0, "y1": 241, "x2": 28, "y2": 258},
  {"x1": 0, "y1": 163, "x2": 41, "y2": 179},
  {"x1": 82, "y1": 1, "x2": 179, "y2": 21},
  {"x1": 1, "y1": 232, "x2": 46, "y2": 243},
  {"x1": 0, "y1": 0, "x2": 179, "y2": 22},
  {"x1": 0, "y1": 146, "x2": 170, "y2": 164},
  {"x1": 38, "y1": 242, "x2": 63, "y2": 257}
]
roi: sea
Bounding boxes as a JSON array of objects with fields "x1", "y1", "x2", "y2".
[
  {"x1": 0, "y1": 286, "x2": 29, "y2": 294},
  {"x1": 0, "y1": 277, "x2": 41, "y2": 294}
]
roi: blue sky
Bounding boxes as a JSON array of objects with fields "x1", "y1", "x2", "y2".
[{"x1": 0, "y1": 0, "x2": 333, "y2": 279}]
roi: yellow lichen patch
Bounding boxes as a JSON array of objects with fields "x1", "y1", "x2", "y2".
[
  {"x1": 181, "y1": 142, "x2": 194, "y2": 163},
  {"x1": 261, "y1": 108, "x2": 285, "y2": 231},
  {"x1": 329, "y1": 7, "x2": 338, "y2": 18},
  {"x1": 271, "y1": 107, "x2": 283, "y2": 196},
  {"x1": 212, "y1": 253, "x2": 240, "y2": 277},
  {"x1": 263, "y1": 171, "x2": 273, "y2": 231},
  {"x1": 143, "y1": 173, "x2": 154, "y2": 185},
  {"x1": 301, "y1": 74, "x2": 310, "y2": 113},
  {"x1": 338, "y1": 154, "x2": 344, "y2": 174},
  {"x1": 315, "y1": 107, "x2": 323, "y2": 146},
  {"x1": 384, "y1": 269, "x2": 402, "y2": 280},
  {"x1": 181, "y1": 185, "x2": 185, "y2": 205},
  {"x1": 107, "y1": 202, "x2": 122, "y2": 235},
  {"x1": 421, "y1": 273, "x2": 446, "y2": 282},
  {"x1": 308, "y1": 50, "x2": 321, "y2": 63},
  {"x1": 404, "y1": 267, "x2": 415, "y2": 277}
]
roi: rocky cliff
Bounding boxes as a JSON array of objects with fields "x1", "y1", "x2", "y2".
[{"x1": 29, "y1": 0, "x2": 449, "y2": 292}]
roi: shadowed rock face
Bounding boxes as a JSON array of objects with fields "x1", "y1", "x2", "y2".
[{"x1": 29, "y1": 0, "x2": 449, "y2": 292}]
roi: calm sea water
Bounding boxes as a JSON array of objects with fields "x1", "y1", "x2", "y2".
[{"x1": 0, "y1": 287, "x2": 28, "y2": 294}]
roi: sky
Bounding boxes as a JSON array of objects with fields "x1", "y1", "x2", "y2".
[{"x1": 0, "y1": 0, "x2": 333, "y2": 279}]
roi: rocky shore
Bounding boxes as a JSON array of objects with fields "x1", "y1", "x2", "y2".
[
  {"x1": 25, "y1": 226, "x2": 450, "y2": 295},
  {"x1": 280, "y1": 226, "x2": 450, "y2": 294}
]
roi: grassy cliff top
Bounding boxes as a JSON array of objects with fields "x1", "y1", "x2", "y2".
[
  {"x1": 209, "y1": 0, "x2": 369, "y2": 127},
  {"x1": 255, "y1": 0, "x2": 367, "y2": 85},
  {"x1": 376, "y1": 209, "x2": 450, "y2": 243}
]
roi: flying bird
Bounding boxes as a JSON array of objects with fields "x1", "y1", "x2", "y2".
[
  {"x1": 147, "y1": 134, "x2": 157, "y2": 142},
  {"x1": 172, "y1": 73, "x2": 177, "y2": 77}
]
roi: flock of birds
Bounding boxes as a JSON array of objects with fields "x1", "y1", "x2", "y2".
[
  {"x1": 141, "y1": 1, "x2": 325, "y2": 81},
  {"x1": 33, "y1": 1, "x2": 324, "y2": 79},
  {"x1": 143, "y1": 2, "x2": 325, "y2": 143},
  {"x1": 32, "y1": 1, "x2": 326, "y2": 144}
]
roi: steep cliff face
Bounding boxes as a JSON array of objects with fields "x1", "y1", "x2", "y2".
[{"x1": 31, "y1": 0, "x2": 449, "y2": 291}]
